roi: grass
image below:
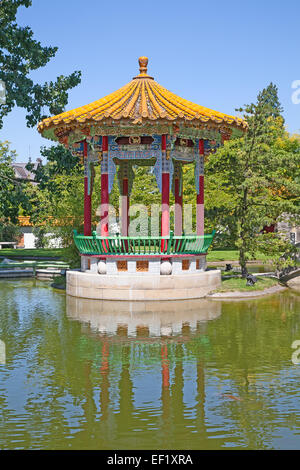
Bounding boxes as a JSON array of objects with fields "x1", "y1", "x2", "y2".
[
  {"x1": 207, "y1": 250, "x2": 240, "y2": 262},
  {"x1": 206, "y1": 249, "x2": 271, "y2": 262},
  {"x1": 215, "y1": 276, "x2": 279, "y2": 293},
  {"x1": 0, "y1": 248, "x2": 65, "y2": 259}
]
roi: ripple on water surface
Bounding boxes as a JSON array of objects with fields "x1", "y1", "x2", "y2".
[{"x1": 0, "y1": 280, "x2": 299, "y2": 449}]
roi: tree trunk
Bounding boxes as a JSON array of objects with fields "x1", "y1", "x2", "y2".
[
  {"x1": 239, "y1": 247, "x2": 248, "y2": 277},
  {"x1": 239, "y1": 187, "x2": 248, "y2": 277}
]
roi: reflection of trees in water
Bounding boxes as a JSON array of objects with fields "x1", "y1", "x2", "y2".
[
  {"x1": 0, "y1": 281, "x2": 72, "y2": 448},
  {"x1": 62, "y1": 322, "x2": 214, "y2": 450},
  {"x1": 69, "y1": 291, "x2": 300, "y2": 449},
  {"x1": 204, "y1": 292, "x2": 300, "y2": 449},
  {"x1": 210, "y1": 292, "x2": 300, "y2": 371},
  {"x1": 0, "y1": 281, "x2": 300, "y2": 449}
]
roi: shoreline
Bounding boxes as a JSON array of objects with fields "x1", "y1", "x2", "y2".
[{"x1": 206, "y1": 284, "x2": 287, "y2": 300}]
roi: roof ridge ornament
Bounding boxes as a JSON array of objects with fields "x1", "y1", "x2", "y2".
[
  {"x1": 139, "y1": 56, "x2": 148, "y2": 74},
  {"x1": 133, "y1": 56, "x2": 154, "y2": 80}
]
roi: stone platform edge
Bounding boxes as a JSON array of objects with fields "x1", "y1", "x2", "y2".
[{"x1": 67, "y1": 270, "x2": 221, "y2": 301}]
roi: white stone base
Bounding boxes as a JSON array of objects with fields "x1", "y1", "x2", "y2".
[
  {"x1": 80, "y1": 254, "x2": 207, "y2": 275},
  {"x1": 67, "y1": 269, "x2": 221, "y2": 301}
]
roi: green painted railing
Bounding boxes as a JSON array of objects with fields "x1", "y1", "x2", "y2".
[{"x1": 73, "y1": 230, "x2": 215, "y2": 256}]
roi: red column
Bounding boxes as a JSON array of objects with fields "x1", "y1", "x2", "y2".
[
  {"x1": 161, "y1": 344, "x2": 171, "y2": 440},
  {"x1": 121, "y1": 178, "x2": 129, "y2": 236},
  {"x1": 83, "y1": 140, "x2": 92, "y2": 236},
  {"x1": 196, "y1": 139, "x2": 204, "y2": 236},
  {"x1": 101, "y1": 136, "x2": 109, "y2": 237},
  {"x1": 161, "y1": 134, "x2": 169, "y2": 240},
  {"x1": 161, "y1": 345, "x2": 170, "y2": 389},
  {"x1": 100, "y1": 342, "x2": 109, "y2": 421},
  {"x1": 174, "y1": 176, "x2": 183, "y2": 236}
]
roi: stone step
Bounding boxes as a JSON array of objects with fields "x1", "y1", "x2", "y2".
[{"x1": 0, "y1": 269, "x2": 33, "y2": 278}]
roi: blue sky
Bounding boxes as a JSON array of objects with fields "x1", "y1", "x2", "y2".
[{"x1": 1, "y1": 0, "x2": 300, "y2": 162}]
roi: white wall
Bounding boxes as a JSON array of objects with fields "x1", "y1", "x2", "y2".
[
  {"x1": 23, "y1": 231, "x2": 36, "y2": 249},
  {"x1": 20, "y1": 227, "x2": 63, "y2": 249}
]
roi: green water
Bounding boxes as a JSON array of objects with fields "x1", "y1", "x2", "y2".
[{"x1": 0, "y1": 279, "x2": 300, "y2": 450}]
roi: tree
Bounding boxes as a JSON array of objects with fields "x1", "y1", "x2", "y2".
[
  {"x1": 0, "y1": 140, "x2": 27, "y2": 223},
  {"x1": 26, "y1": 144, "x2": 80, "y2": 190},
  {"x1": 0, "y1": 0, "x2": 81, "y2": 128},
  {"x1": 130, "y1": 166, "x2": 161, "y2": 207},
  {"x1": 206, "y1": 84, "x2": 300, "y2": 274},
  {"x1": 24, "y1": 145, "x2": 84, "y2": 225},
  {"x1": 259, "y1": 82, "x2": 283, "y2": 119}
]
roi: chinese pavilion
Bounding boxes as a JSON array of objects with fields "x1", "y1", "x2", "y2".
[{"x1": 38, "y1": 57, "x2": 246, "y2": 300}]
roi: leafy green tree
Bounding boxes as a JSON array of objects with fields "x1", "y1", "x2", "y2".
[
  {"x1": 0, "y1": 140, "x2": 27, "y2": 223},
  {"x1": 0, "y1": 0, "x2": 81, "y2": 128},
  {"x1": 130, "y1": 166, "x2": 161, "y2": 207},
  {"x1": 26, "y1": 144, "x2": 80, "y2": 190},
  {"x1": 23, "y1": 169, "x2": 84, "y2": 264},
  {"x1": 0, "y1": 220, "x2": 21, "y2": 241},
  {"x1": 23, "y1": 143, "x2": 82, "y2": 223},
  {"x1": 206, "y1": 84, "x2": 300, "y2": 274}
]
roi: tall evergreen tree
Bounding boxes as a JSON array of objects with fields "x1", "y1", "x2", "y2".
[
  {"x1": 257, "y1": 82, "x2": 283, "y2": 119},
  {"x1": 206, "y1": 83, "x2": 300, "y2": 274}
]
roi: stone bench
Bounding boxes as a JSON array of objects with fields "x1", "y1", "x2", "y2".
[{"x1": 0, "y1": 241, "x2": 17, "y2": 249}]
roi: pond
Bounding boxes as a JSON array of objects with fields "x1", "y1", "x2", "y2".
[{"x1": 0, "y1": 279, "x2": 299, "y2": 450}]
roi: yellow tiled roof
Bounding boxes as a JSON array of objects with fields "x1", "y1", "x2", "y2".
[
  {"x1": 18, "y1": 216, "x2": 75, "y2": 227},
  {"x1": 18, "y1": 216, "x2": 32, "y2": 227},
  {"x1": 38, "y1": 57, "x2": 246, "y2": 137}
]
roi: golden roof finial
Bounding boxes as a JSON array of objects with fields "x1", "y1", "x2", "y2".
[
  {"x1": 139, "y1": 56, "x2": 148, "y2": 74},
  {"x1": 133, "y1": 56, "x2": 154, "y2": 79}
]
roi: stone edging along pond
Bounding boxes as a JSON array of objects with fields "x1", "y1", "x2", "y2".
[{"x1": 206, "y1": 284, "x2": 287, "y2": 300}]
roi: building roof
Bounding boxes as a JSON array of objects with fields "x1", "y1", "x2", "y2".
[
  {"x1": 17, "y1": 216, "x2": 73, "y2": 227},
  {"x1": 38, "y1": 57, "x2": 247, "y2": 142},
  {"x1": 18, "y1": 216, "x2": 33, "y2": 227},
  {"x1": 12, "y1": 159, "x2": 42, "y2": 183}
]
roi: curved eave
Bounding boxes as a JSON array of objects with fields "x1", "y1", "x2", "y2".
[
  {"x1": 39, "y1": 118, "x2": 246, "y2": 143},
  {"x1": 38, "y1": 77, "x2": 247, "y2": 141}
]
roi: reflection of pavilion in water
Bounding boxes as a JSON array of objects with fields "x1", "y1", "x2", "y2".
[
  {"x1": 66, "y1": 296, "x2": 221, "y2": 339},
  {"x1": 66, "y1": 297, "x2": 223, "y2": 449}
]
